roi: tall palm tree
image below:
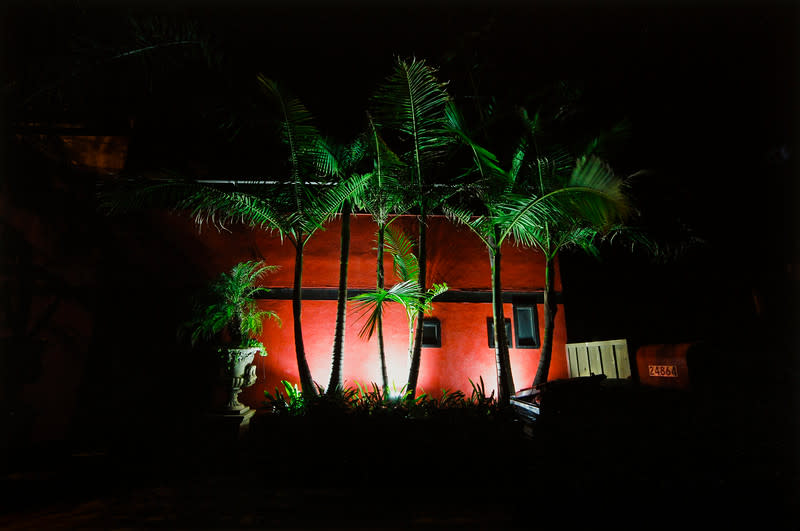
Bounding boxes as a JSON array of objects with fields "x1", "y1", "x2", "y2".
[
  {"x1": 444, "y1": 102, "x2": 631, "y2": 404},
  {"x1": 370, "y1": 57, "x2": 454, "y2": 398},
  {"x1": 351, "y1": 113, "x2": 408, "y2": 393},
  {"x1": 315, "y1": 135, "x2": 370, "y2": 395},
  {"x1": 350, "y1": 226, "x2": 447, "y2": 390},
  {"x1": 254, "y1": 75, "x2": 375, "y2": 396},
  {"x1": 513, "y1": 109, "x2": 648, "y2": 387}
]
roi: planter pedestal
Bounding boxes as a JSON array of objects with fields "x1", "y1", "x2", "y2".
[{"x1": 209, "y1": 407, "x2": 256, "y2": 440}]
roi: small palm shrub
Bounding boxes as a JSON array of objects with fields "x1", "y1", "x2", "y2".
[{"x1": 182, "y1": 260, "x2": 281, "y2": 354}]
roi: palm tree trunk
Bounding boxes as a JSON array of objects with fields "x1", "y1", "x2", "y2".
[
  {"x1": 326, "y1": 200, "x2": 351, "y2": 395},
  {"x1": 490, "y1": 227, "x2": 515, "y2": 405},
  {"x1": 376, "y1": 222, "x2": 389, "y2": 395},
  {"x1": 293, "y1": 238, "x2": 317, "y2": 396},
  {"x1": 533, "y1": 256, "x2": 557, "y2": 387},
  {"x1": 406, "y1": 207, "x2": 426, "y2": 397}
]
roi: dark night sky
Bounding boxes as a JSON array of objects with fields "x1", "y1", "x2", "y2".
[{"x1": 3, "y1": 0, "x2": 798, "y2": 348}]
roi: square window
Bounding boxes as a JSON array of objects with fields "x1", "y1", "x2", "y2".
[
  {"x1": 513, "y1": 304, "x2": 540, "y2": 349},
  {"x1": 487, "y1": 317, "x2": 512, "y2": 348},
  {"x1": 422, "y1": 318, "x2": 441, "y2": 348}
]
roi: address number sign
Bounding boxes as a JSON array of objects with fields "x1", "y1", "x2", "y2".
[{"x1": 648, "y1": 365, "x2": 678, "y2": 378}]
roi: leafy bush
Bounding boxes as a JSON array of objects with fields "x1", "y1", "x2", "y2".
[{"x1": 263, "y1": 376, "x2": 501, "y2": 420}]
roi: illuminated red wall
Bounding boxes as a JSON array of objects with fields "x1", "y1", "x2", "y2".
[{"x1": 204, "y1": 213, "x2": 572, "y2": 404}]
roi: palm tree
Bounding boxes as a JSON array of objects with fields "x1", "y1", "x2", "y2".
[
  {"x1": 253, "y1": 75, "x2": 375, "y2": 396},
  {"x1": 444, "y1": 102, "x2": 631, "y2": 404},
  {"x1": 350, "y1": 226, "x2": 447, "y2": 390},
  {"x1": 351, "y1": 113, "x2": 408, "y2": 393},
  {"x1": 315, "y1": 135, "x2": 371, "y2": 395},
  {"x1": 514, "y1": 109, "x2": 651, "y2": 387},
  {"x1": 370, "y1": 57, "x2": 454, "y2": 398}
]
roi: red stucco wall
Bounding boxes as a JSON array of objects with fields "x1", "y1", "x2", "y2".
[
  {"x1": 239, "y1": 297, "x2": 568, "y2": 406},
  {"x1": 196, "y1": 213, "x2": 571, "y2": 403},
  {"x1": 227, "y1": 215, "x2": 562, "y2": 292}
]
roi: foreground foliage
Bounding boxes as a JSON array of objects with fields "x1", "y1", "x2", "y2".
[{"x1": 264, "y1": 376, "x2": 505, "y2": 421}]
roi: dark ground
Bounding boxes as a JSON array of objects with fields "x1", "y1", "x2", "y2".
[{"x1": 1, "y1": 379, "x2": 795, "y2": 530}]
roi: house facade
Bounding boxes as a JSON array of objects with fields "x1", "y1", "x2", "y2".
[
  {"x1": 222, "y1": 213, "x2": 570, "y2": 405},
  {"x1": 3, "y1": 130, "x2": 569, "y2": 445}
]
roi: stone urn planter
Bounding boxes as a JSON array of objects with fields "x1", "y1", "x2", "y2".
[
  {"x1": 219, "y1": 346, "x2": 261, "y2": 413},
  {"x1": 181, "y1": 261, "x2": 281, "y2": 440}
]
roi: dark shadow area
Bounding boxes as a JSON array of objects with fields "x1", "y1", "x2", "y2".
[{"x1": 1, "y1": 378, "x2": 795, "y2": 529}]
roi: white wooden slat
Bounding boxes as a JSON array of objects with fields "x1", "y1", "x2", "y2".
[
  {"x1": 599, "y1": 343, "x2": 619, "y2": 378},
  {"x1": 588, "y1": 345, "x2": 603, "y2": 375},
  {"x1": 616, "y1": 342, "x2": 631, "y2": 379},
  {"x1": 566, "y1": 346, "x2": 576, "y2": 377},
  {"x1": 578, "y1": 346, "x2": 590, "y2": 376}
]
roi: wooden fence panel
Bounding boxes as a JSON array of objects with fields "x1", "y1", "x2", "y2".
[{"x1": 565, "y1": 339, "x2": 631, "y2": 380}]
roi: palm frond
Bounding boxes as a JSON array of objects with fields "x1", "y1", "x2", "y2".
[
  {"x1": 100, "y1": 178, "x2": 291, "y2": 236},
  {"x1": 496, "y1": 155, "x2": 631, "y2": 251},
  {"x1": 384, "y1": 225, "x2": 418, "y2": 282},
  {"x1": 371, "y1": 57, "x2": 452, "y2": 184},
  {"x1": 420, "y1": 282, "x2": 448, "y2": 313},
  {"x1": 558, "y1": 224, "x2": 602, "y2": 258},
  {"x1": 313, "y1": 136, "x2": 343, "y2": 178},
  {"x1": 181, "y1": 187, "x2": 288, "y2": 233},
  {"x1": 443, "y1": 100, "x2": 506, "y2": 183},
  {"x1": 350, "y1": 280, "x2": 424, "y2": 339},
  {"x1": 533, "y1": 147, "x2": 574, "y2": 188},
  {"x1": 603, "y1": 224, "x2": 672, "y2": 258},
  {"x1": 343, "y1": 133, "x2": 370, "y2": 171},
  {"x1": 584, "y1": 117, "x2": 633, "y2": 158},
  {"x1": 352, "y1": 113, "x2": 409, "y2": 222},
  {"x1": 441, "y1": 203, "x2": 492, "y2": 248},
  {"x1": 493, "y1": 192, "x2": 558, "y2": 250},
  {"x1": 301, "y1": 172, "x2": 372, "y2": 239},
  {"x1": 509, "y1": 138, "x2": 528, "y2": 185},
  {"x1": 563, "y1": 155, "x2": 630, "y2": 228},
  {"x1": 257, "y1": 75, "x2": 323, "y2": 182}
]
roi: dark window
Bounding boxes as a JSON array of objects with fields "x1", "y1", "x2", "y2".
[
  {"x1": 486, "y1": 317, "x2": 512, "y2": 348},
  {"x1": 421, "y1": 318, "x2": 441, "y2": 348},
  {"x1": 513, "y1": 304, "x2": 540, "y2": 348}
]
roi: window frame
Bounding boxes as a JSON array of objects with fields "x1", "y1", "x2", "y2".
[
  {"x1": 421, "y1": 317, "x2": 442, "y2": 348},
  {"x1": 512, "y1": 303, "x2": 540, "y2": 349}
]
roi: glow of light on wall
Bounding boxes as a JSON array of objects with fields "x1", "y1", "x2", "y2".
[{"x1": 384, "y1": 347, "x2": 409, "y2": 396}]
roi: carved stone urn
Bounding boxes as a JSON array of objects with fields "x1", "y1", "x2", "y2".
[{"x1": 219, "y1": 346, "x2": 261, "y2": 414}]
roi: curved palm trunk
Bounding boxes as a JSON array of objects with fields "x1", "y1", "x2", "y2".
[
  {"x1": 326, "y1": 201, "x2": 351, "y2": 395},
  {"x1": 293, "y1": 238, "x2": 317, "y2": 396},
  {"x1": 489, "y1": 227, "x2": 515, "y2": 405},
  {"x1": 533, "y1": 256, "x2": 557, "y2": 387},
  {"x1": 406, "y1": 208, "x2": 426, "y2": 397},
  {"x1": 376, "y1": 223, "x2": 389, "y2": 394}
]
